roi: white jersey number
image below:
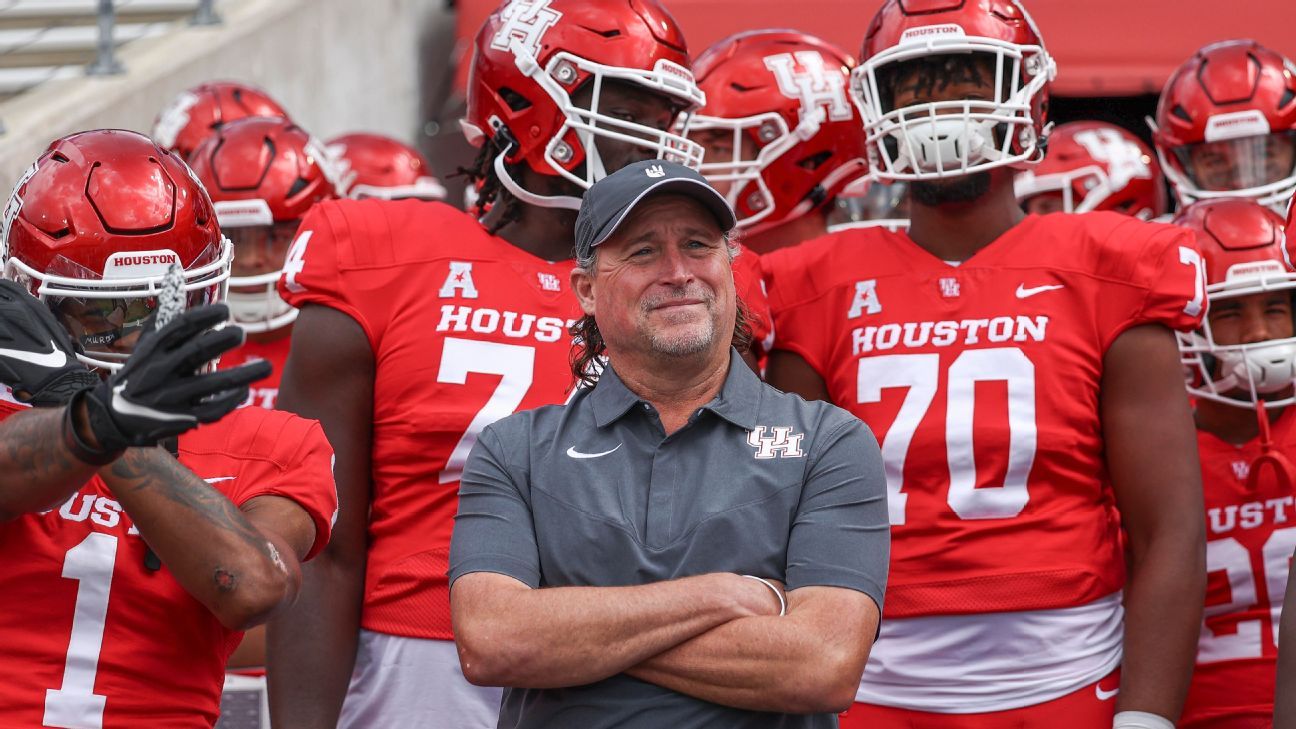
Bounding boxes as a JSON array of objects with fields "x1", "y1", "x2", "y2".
[
  {"x1": 1198, "y1": 527, "x2": 1296, "y2": 663},
  {"x1": 857, "y1": 347, "x2": 1038, "y2": 526},
  {"x1": 436, "y1": 337, "x2": 536, "y2": 483},
  {"x1": 44, "y1": 532, "x2": 117, "y2": 729}
]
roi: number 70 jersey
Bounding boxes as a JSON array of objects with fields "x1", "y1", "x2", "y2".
[
  {"x1": 764, "y1": 212, "x2": 1206, "y2": 618},
  {"x1": 279, "y1": 199, "x2": 582, "y2": 641}
]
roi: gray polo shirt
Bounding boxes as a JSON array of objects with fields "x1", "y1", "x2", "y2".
[{"x1": 449, "y1": 349, "x2": 889, "y2": 729}]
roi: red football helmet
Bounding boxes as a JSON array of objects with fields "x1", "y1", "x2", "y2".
[
  {"x1": 462, "y1": 0, "x2": 705, "y2": 210},
  {"x1": 189, "y1": 117, "x2": 340, "y2": 333},
  {"x1": 851, "y1": 0, "x2": 1056, "y2": 180},
  {"x1": 328, "y1": 132, "x2": 446, "y2": 201},
  {"x1": 1153, "y1": 40, "x2": 1296, "y2": 211},
  {"x1": 689, "y1": 30, "x2": 868, "y2": 235},
  {"x1": 152, "y1": 81, "x2": 289, "y2": 161},
  {"x1": 1015, "y1": 121, "x2": 1167, "y2": 220},
  {"x1": 1175, "y1": 198, "x2": 1296, "y2": 409},
  {"x1": 1, "y1": 129, "x2": 230, "y2": 371}
]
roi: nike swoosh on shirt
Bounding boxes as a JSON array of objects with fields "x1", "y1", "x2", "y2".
[
  {"x1": 566, "y1": 444, "x2": 622, "y2": 459},
  {"x1": 1015, "y1": 283, "x2": 1065, "y2": 299},
  {"x1": 0, "y1": 341, "x2": 67, "y2": 368},
  {"x1": 203, "y1": 476, "x2": 236, "y2": 483},
  {"x1": 1095, "y1": 684, "x2": 1119, "y2": 701}
]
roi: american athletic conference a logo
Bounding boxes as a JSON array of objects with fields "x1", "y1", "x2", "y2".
[
  {"x1": 491, "y1": 0, "x2": 562, "y2": 57},
  {"x1": 747, "y1": 426, "x2": 806, "y2": 459},
  {"x1": 763, "y1": 51, "x2": 853, "y2": 127}
]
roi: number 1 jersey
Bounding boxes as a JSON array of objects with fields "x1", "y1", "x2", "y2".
[
  {"x1": 764, "y1": 212, "x2": 1204, "y2": 617},
  {"x1": 278, "y1": 199, "x2": 582, "y2": 640},
  {"x1": 0, "y1": 398, "x2": 336, "y2": 727}
]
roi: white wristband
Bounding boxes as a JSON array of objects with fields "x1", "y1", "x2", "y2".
[
  {"x1": 742, "y1": 575, "x2": 786, "y2": 616},
  {"x1": 1112, "y1": 711, "x2": 1175, "y2": 729}
]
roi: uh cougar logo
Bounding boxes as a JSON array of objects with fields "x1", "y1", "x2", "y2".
[
  {"x1": 491, "y1": 0, "x2": 563, "y2": 57},
  {"x1": 763, "y1": 51, "x2": 853, "y2": 127},
  {"x1": 747, "y1": 426, "x2": 806, "y2": 459}
]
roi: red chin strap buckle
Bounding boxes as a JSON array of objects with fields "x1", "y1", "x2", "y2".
[{"x1": 1246, "y1": 401, "x2": 1296, "y2": 494}]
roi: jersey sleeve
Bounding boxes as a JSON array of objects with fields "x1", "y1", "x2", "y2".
[
  {"x1": 762, "y1": 241, "x2": 836, "y2": 377},
  {"x1": 227, "y1": 416, "x2": 338, "y2": 562},
  {"x1": 1094, "y1": 218, "x2": 1206, "y2": 350},
  {"x1": 732, "y1": 246, "x2": 773, "y2": 357},
  {"x1": 276, "y1": 200, "x2": 381, "y2": 349}
]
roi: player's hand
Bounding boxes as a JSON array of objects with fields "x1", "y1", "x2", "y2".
[
  {"x1": 78, "y1": 304, "x2": 271, "y2": 451},
  {"x1": 0, "y1": 280, "x2": 98, "y2": 406}
]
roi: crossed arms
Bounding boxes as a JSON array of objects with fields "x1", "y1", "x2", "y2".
[{"x1": 451, "y1": 571, "x2": 879, "y2": 713}]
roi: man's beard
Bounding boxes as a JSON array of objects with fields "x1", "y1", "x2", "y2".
[
  {"x1": 641, "y1": 286, "x2": 718, "y2": 358},
  {"x1": 911, "y1": 171, "x2": 992, "y2": 206}
]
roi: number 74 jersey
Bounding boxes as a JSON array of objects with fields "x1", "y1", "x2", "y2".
[{"x1": 764, "y1": 212, "x2": 1205, "y2": 618}]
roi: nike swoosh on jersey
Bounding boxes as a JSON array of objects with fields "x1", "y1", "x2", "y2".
[
  {"x1": 0, "y1": 341, "x2": 67, "y2": 368},
  {"x1": 1015, "y1": 283, "x2": 1066, "y2": 299},
  {"x1": 566, "y1": 444, "x2": 622, "y2": 459},
  {"x1": 203, "y1": 476, "x2": 237, "y2": 483},
  {"x1": 1095, "y1": 685, "x2": 1119, "y2": 701}
]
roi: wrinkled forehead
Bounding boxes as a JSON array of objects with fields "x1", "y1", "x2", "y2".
[{"x1": 602, "y1": 193, "x2": 727, "y2": 249}]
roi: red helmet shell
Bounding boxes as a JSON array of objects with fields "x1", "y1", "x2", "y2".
[
  {"x1": 153, "y1": 81, "x2": 289, "y2": 161},
  {"x1": 863, "y1": 0, "x2": 1047, "y2": 52},
  {"x1": 693, "y1": 30, "x2": 867, "y2": 231},
  {"x1": 328, "y1": 133, "x2": 445, "y2": 200},
  {"x1": 3, "y1": 129, "x2": 221, "y2": 284},
  {"x1": 1154, "y1": 40, "x2": 1296, "y2": 206},
  {"x1": 464, "y1": 0, "x2": 698, "y2": 180},
  {"x1": 1173, "y1": 198, "x2": 1291, "y2": 287},
  {"x1": 1016, "y1": 121, "x2": 1166, "y2": 219},
  {"x1": 1155, "y1": 41, "x2": 1296, "y2": 152},
  {"x1": 189, "y1": 117, "x2": 339, "y2": 225}
]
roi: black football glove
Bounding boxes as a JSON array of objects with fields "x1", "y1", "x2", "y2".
[
  {"x1": 0, "y1": 279, "x2": 98, "y2": 406},
  {"x1": 77, "y1": 304, "x2": 272, "y2": 452}
]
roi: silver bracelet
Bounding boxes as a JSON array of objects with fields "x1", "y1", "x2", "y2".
[{"x1": 742, "y1": 575, "x2": 786, "y2": 616}]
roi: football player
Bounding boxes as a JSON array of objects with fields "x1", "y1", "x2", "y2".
[
  {"x1": 263, "y1": 2, "x2": 725, "y2": 727},
  {"x1": 764, "y1": 1, "x2": 1207, "y2": 727},
  {"x1": 1016, "y1": 121, "x2": 1167, "y2": 220},
  {"x1": 690, "y1": 30, "x2": 869, "y2": 254},
  {"x1": 189, "y1": 116, "x2": 341, "y2": 411},
  {"x1": 152, "y1": 81, "x2": 290, "y2": 162},
  {"x1": 328, "y1": 132, "x2": 446, "y2": 201},
  {"x1": 1152, "y1": 40, "x2": 1296, "y2": 213},
  {"x1": 1174, "y1": 198, "x2": 1295, "y2": 728},
  {"x1": 0, "y1": 129, "x2": 337, "y2": 727}
]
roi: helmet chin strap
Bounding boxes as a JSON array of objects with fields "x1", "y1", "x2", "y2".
[
  {"x1": 1247, "y1": 397, "x2": 1296, "y2": 495},
  {"x1": 492, "y1": 149, "x2": 583, "y2": 211}
]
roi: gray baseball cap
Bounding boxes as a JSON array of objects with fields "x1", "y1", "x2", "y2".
[{"x1": 574, "y1": 160, "x2": 737, "y2": 262}]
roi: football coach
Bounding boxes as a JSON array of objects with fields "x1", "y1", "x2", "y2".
[{"x1": 448, "y1": 159, "x2": 889, "y2": 728}]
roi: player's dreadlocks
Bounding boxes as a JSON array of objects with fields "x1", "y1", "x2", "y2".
[
  {"x1": 455, "y1": 130, "x2": 527, "y2": 236},
  {"x1": 569, "y1": 238, "x2": 756, "y2": 387}
]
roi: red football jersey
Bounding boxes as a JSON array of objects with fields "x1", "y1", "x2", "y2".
[
  {"x1": 0, "y1": 402, "x2": 336, "y2": 728},
  {"x1": 1180, "y1": 411, "x2": 1296, "y2": 727},
  {"x1": 278, "y1": 199, "x2": 580, "y2": 640},
  {"x1": 765, "y1": 212, "x2": 1205, "y2": 617},
  {"x1": 218, "y1": 334, "x2": 291, "y2": 410}
]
